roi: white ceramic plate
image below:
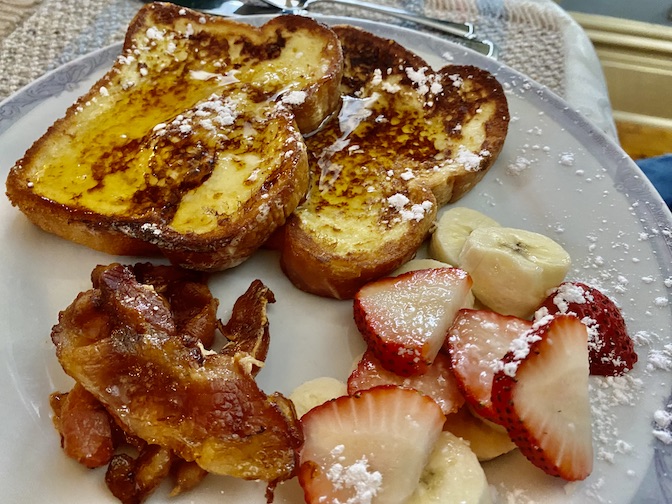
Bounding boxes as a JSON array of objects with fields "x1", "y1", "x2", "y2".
[{"x1": 1, "y1": 14, "x2": 672, "y2": 504}]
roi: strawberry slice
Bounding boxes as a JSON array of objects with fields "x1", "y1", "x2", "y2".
[
  {"x1": 445, "y1": 309, "x2": 532, "y2": 423},
  {"x1": 353, "y1": 268, "x2": 473, "y2": 376},
  {"x1": 298, "y1": 385, "x2": 445, "y2": 504},
  {"x1": 347, "y1": 349, "x2": 465, "y2": 415},
  {"x1": 491, "y1": 314, "x2": 593, "y2": 481},
  {"x1": 539, "y1": 281, "x2": 637, "y2": 375}
]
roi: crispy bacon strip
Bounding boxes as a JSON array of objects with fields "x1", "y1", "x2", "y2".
[
  {"x1": 51, "y1": 264, "x2": 302, "y2": 484},
  {"x1": 170, "y1": 460, "x2": 209, "y2": 496},
  {"x1": 105, "y1": 445, "x2": 174, "y2": 504},
  {"x1": 129, "y1": 263, "x2": 219, "y2": 348},
  {"x1": 219, "y1": 279, "x2": 274, "y2": 375},
  {"x1": 50, "y1": 382, "x2": 115, "y2": 469}
]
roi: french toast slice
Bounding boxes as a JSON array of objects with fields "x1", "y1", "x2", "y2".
[
  {"x1": 5, "y1": 3, "x2": 343, "y2": 270},
  {"x1": 279, "y1": 25, "x2": 510, "y2": 299}
]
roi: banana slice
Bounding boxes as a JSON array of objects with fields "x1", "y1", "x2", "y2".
[
  {"x1": 443, "y1": 407, "x2": 516, "y2": 462},
  {"x1": 458, "y1": 227, "x2": 571, "y2": 318},
  {"x1": 393, "y1": 258, "x2": 453, "y2": 275},
  {"x1": 407, "y1": 431, "x2": 492, "y2": 504},
  {"x1": 429, "y1": 207, "x2": 501, "y2": 266},
  {"x1": 288, "y1": 376, "x2": 347, "y2": 418}
]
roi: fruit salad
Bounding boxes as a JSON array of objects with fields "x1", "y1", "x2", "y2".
[{"x1": 290, "y1": 207, "x2": 638, "y2": 504}]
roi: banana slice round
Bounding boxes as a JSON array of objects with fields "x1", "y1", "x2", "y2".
[
  {"x1": 407, "y1": 431, "x2": 492, "y2": 504},
  {"x1": 429, "y1": 207, "x2": 501, "y2": 266},
  {"x1": 288, "y1": 376, "x2": 347, "y2": 418},
  {"x1": 458, "y1": 227, "x2": 571, "y2": 318},
  {"x1": 443, "y1": 407, "x2": 516, "y2": 462}
]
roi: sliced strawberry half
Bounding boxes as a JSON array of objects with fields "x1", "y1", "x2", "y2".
[
  {"x1": 347, "y1": 349, "x2": 465, "y2": 415},
  {"x1": 539, "y1": 281, "x2": 637, "y2": 376},
  {"x1": 353, "y1": 268, "x2": 473, "y2": 376},
  {"x1": 298, "y1": 385, "x2": 445, "y2": 504},
  {"x1": 491, "y1": 314, "x2": 593, "y2": 481},
  {"x1": 445, "y1": 309, "x2": 532, "y2": 423}
]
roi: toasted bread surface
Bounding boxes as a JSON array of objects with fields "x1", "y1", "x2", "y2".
[
  {"x1": 122, "y1": 3, "x2": 344, "y2": 134},
  {"x1": 280, "y1": 25, "x2": 509, "y2": 299},
  {"x1": 5, "y1": 3, "x2": 343, "y2": 270}
]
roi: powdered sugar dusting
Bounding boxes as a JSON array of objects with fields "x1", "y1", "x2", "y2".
[
  {"x1": 493, "y1": 317, "x2": 548, "y2": 377},
  {"x1": 591, "y1": 374, "x2": 643, "y2": 461},
  {"x1": 653, "y1": 406, "x2": 672, "y2": 444},
  {"x1": 453, "y1": 145, "x2": 491, "y2": 172},
  {"x1": 559, "y1": 152, "x2": 575, "y2": 166},
  {"x1": 447, "y1": 73, "x2": 463, "y2": 89},
  {"x1": 405, "y1": 66, "x2": 443, "y2": 98},
  {"x1": 507, "y1": 156, "x2": 532, "y2": 175},
  {"x1": 145, "y1": 26, "x2": 165, "y2": 42},
  {"x1": 386, "y1": 194, "x2": 433, "y2": 222},
  {"x1": 324, "y1": 445, "x2": 382, "y2": 504},
  {"x1": 280, "y1": 90, "x2": 307, "y2": 105}
]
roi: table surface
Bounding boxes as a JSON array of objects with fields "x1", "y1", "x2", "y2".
[{"x1": 0, "y1": 0, "x2": 617, "y2": 137}]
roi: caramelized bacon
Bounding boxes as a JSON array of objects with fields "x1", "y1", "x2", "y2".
[
  {"x1": 51, "y1": 263, "x2": 302, "y2": 493},
  {"x1": 105, "y1": 445, "x2": 174, "y2": 504},
  {"x1": 131, "y1": 263, "x2": 219, "y2": 348},
  {"x1": 90, "y1": 262, "x2": 219, "y2": 348},
  {"x1": 219, "y1": 279, "x2": 274, "y2": 375},
  {"x1": 50, "y1": 382, "x2": 115, "y2": 468},
  {"x1": 170, "y1": 459, "x2": 209, "y2": 496}
]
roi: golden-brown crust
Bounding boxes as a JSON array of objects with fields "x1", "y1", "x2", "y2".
[
  {"x1": 2, "y1": 178, "x2": 160, "y2": 256},
  {"x1": 428, "y1": 64, "x2": 510, "y2": 205},
  {"x1": 280, "y1": 224, "x2": 433, "y2": 300},
  {"x1": 6, "y1": 94, "x2": 310, "y2": 267},
  {"x1": 268, "y1": 15, "x2": 344, "y2": 134},
  {"x1": 125, "y1": 5, "x2": 344, "y2": 134},
  {"x1": 281, "y1": 183, "x2": 437, "y2": 299},
  {"x1": 332, "y1": 24, "x2": 428, "y2": 94},
  {"x1": 279, "y1": 25, "x2": 510, "y2": 299},
  {"x1": 5, "y1": 3, "x2": 342, "y2": 270}
]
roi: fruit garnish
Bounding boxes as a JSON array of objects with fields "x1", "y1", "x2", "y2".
[
  {"x1": 443, "y1": 406, "x2": 516, "y2": 462},
  {"x1": 458, "y1": 226, "x2": 571, "y2": 318},
  {"x1": 289, "y1": 377, "x2": 348, "y2": 418},
  {"x1": 539, "y1": 281, "x2": 637, "y2": 376},
  {"x1": 406, "y1": 431, "x2": 491, "y2": 504},
  {"x1": 353, "y1": 268, "x2": 473, "y2": 376},
  {"x1": 445, "y1": 308, "x2": 532, "y2": 423},
  {"x1": 298, "y1": 385, "x2": 445, "y2": 504},
  {"x1": 491, "y1": 314, "x2": 593, "y2": 481},
  {"x1": 347, "y1": 349, "x2": 465, "y2": 415},
  {"x1": 429, "y1": 206, "x2": 501, "y2": 266}
]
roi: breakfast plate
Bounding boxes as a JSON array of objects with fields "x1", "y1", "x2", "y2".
[{"x1": 1, "y1": 14, "x2": 672, "y2": 504}]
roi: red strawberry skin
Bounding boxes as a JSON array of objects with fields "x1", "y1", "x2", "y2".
[
  {"x1": 353, "y1": 268, "x2": 473, "y2": 377},
  {"x1": 539, "y1": 281, "x2": 637, "y2": 376},
  {"x1": 445, "y1": 308, "x2": 532, "y2": 423},
  {"x1": 491, "y1": 314, "x2": 593, "y2": 481},
  {"x1": 347, "y1": 349, "x2": 465, "y2": 415},
  {"x1": 298, "y1": 385, "x2": 445, "y2": 504}
]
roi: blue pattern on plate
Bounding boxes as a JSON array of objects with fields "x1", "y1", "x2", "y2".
[{"x1": 0, "y1": 44, "x2": 121, "y2": 135}]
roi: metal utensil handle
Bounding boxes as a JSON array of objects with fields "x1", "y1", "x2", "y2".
[{"x1": 306, "y1": 0, "x2": 474, "y2": 38}]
